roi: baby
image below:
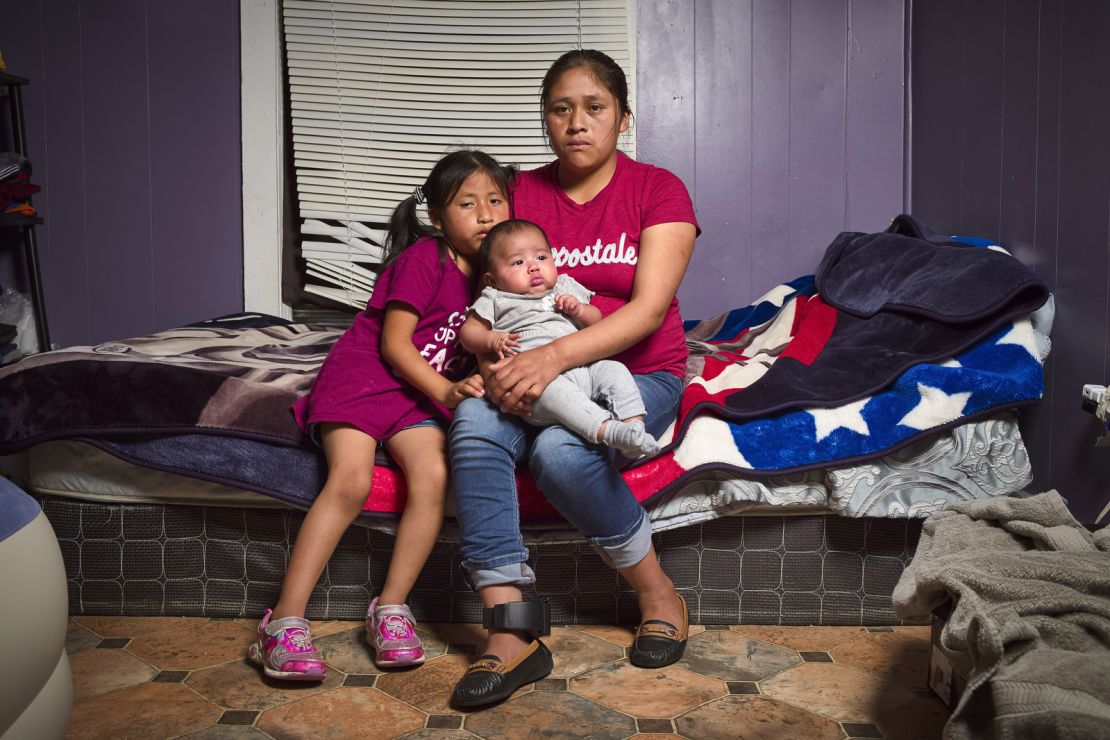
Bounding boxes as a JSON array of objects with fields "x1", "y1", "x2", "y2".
[{"x1": 460, "y1": 219, "x2": 659, "y2": 458}]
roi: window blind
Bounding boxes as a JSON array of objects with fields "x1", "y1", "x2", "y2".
[{"x1": 282, "y1": 0, "x2": 636, "y2": 308}]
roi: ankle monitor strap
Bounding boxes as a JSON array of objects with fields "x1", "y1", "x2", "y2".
[{"x1": 482, "y1": 599, "x2": 550, "y2": 639}]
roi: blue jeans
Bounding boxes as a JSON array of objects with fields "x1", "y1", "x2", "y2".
[{"x1": 449, "y1": 370, "x2": 684, "y2": 589}]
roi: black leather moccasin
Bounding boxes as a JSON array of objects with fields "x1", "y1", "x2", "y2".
[
  {"x1": 451, "y1": 638, "x2": 554, "y2": 708},
  {"x1": 629, "y1": 593, "x2": 689, "y2": 668}
]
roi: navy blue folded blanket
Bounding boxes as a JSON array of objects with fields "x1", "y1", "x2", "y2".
[
  {"x1": 718, "y1": 214, "x2": 1050, "y2": 417},
  {"x1": 816, "y1": 214, "x2": 1049, "y2": 322}
]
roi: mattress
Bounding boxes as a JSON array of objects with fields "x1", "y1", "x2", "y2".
[{"x1": 0, "y1": 217, "x2": 1048, "y2": 623}]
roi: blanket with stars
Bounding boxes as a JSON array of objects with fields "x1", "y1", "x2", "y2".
[{"x1": 620, "y1": 215, "x2": 1050, "y2": 502}]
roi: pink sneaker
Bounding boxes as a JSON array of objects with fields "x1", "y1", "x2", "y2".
[
  {"x1": 367, "y1": 598, "x2": 425, "y2": 667},
  {"x1": 248, "y1": 609, "x2": 327, "y2": 681}
]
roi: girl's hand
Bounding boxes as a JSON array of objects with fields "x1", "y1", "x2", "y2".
[
  {"x1": 487, "y1": 344, "x2": 562, "y2": 414},
  {"x1": 554, "y1": 294, "x2": 581, "y2": 318},
  {"x1": 443, "y1": 373, "x2": 485, "y2": 409}
]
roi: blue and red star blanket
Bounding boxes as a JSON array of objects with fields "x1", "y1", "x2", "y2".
[{"x1": 618, "y1": 215, "x2": 1050, "y2": 506}]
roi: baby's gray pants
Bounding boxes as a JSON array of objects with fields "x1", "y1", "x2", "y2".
[{"x1": 527, "y1": 359, "x2": 646, "y2": 442}]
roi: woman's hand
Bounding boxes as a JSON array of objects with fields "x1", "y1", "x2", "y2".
[
  {"x1": 486, "y1": 344, "x2": 562, "y2": 414},
  {"x1": 442, "y1": 373, "x2": 485, "y2": 409}
]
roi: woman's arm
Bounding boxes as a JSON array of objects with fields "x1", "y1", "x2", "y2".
[
  {"x1": 488, "y1": 221, "x2": 696, "y2": 412},
  {"x1": 381, "y1": 302, "x2": 484, "y2": 408}
]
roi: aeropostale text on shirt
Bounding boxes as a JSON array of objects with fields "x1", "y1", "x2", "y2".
[{"x1": 552, "y1": 233, "x2": 637, "y2": 268}]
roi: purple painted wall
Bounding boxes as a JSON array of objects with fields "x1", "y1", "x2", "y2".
[
  {"x1": 638, "y1": 0, "x2": 906, "y2": 321},
  {"x1": 0, "y1": 0, "x2": 242, "y2": 348},
  {"x1": 910, "y1": 0, "x2": 1110, "y2": 524}
]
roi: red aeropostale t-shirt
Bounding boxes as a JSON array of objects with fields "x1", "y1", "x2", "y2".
[{"x1": 512, "y1": 152, "x2": 700, "y2": 378}]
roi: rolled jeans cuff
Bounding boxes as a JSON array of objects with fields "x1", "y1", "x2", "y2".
[
  {"x1": 463, "y1": 559, "x2": 536, "y2": 591},
  {"x1": 591, "y1": 507, "x2": 653, "y2": 570}
]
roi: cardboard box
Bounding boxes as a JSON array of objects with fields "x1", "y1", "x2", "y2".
[{"x1": 929, "y1": 600, "x2": 972, "y2": 708}]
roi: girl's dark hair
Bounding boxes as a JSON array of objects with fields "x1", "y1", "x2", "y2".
[
  {"x1": 540, "y1": 49, "x2": 631, "y2": 121},
  {"x1": 383, "y1": 149, "x2": 517, "y2": 268},
  {"x1": 478, "y1": 218, "x2": 550, "y2": 273}
]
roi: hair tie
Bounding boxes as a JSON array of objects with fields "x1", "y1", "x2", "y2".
[{"x1": 412, "y1": 185, "x2": 426, "y2": 205}]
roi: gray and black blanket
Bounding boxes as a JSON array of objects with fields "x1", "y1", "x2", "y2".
[
  {"x1": 0, "y1": 215, "x2": 1049, "y2": 520},
  {"x1": 893, "y1": 490, "x2": 1110, "y2": 739}
]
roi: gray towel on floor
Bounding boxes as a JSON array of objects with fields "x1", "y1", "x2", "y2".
[{"x1": 893, "y1": 490, "x2": 1110, "y2": 739}]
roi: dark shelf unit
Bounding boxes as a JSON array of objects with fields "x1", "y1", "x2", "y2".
[{"x1": 1, "y1": 70, "x2": 50, "y2": 355}]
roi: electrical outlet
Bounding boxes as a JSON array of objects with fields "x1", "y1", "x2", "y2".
[{"x1": 1083, "y1": 384, "x2": 1107, "y2": 414}]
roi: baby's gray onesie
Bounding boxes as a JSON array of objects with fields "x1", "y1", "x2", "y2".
[{"x1": 471, "y1": 275, "x2": 648, "y2": 445}]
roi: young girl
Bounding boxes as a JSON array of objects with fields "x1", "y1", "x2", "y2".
[{"x1": 249, "y1": 150, "x2": 514, "y2": 680}]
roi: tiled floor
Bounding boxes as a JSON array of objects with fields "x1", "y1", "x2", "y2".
[{"x1": 64, "y1": 617, "x2": 948, "y2": 739}]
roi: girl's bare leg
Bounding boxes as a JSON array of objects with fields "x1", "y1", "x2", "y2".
[
  {"x1": 376, "y1": 425, "x2": 449, "y2": 605},
  {"x1": 272, "y1": 424, "x2": 376, "y2": 620}
]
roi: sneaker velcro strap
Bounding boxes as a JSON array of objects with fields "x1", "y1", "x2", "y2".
[{"x1": 482, "y1": 599, "x2": 550, "y2": 638}]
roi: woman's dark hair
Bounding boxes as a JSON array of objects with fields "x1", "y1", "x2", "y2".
[
  {"x1": 383, "y1": 149, "x2": 517, "y2": 268},
  {"x1": 478, "y1": 218, "x2": 550, "y2": 274},
  {"x1": 540, "y1": 49, "x2": 631, "y2": 122}
]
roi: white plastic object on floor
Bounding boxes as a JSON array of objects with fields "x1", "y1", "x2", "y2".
[{"x1": 0, "y1": 479, "x2": 73, "y2": 739}]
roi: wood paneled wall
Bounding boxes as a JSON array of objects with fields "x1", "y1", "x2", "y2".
[
  {"x1": 0, "y1": 0, "x2": 242, "y2": 348},
  {"x1": 910, "y1": 0, "x2": 1110, "y2": 524},
  {"x1": 638, "y1": 0, "x2": 906, "y2": 321}
]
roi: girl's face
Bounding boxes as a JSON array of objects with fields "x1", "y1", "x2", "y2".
[
  {"x1": 432, "y1": 170, "x2": 510, "y2": 259},
  {"x1": 544, "y1": 66, "x2": 630, "y2": 177}
]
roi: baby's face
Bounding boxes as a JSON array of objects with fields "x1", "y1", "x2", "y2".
[{"x1": 485, "y1": 229, "x2": 559, "y2": 296}]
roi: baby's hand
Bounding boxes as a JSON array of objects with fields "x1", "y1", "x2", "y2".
[
  {"x1": 490, "y1": 331, "x2": 522, "y2": 358},
  {"x1": 443, "y1": 374, "x2": 484, "y2": 409},
  {"x1": 554, "y1": 294, "x2": 581, "y2": 318}
]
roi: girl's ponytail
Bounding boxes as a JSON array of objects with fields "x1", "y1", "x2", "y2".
[{"x1": 383, "y1": 192, "x2": 434, "y2": 269}]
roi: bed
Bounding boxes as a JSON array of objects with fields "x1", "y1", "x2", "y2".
[{"x1": 0, "y1": 215, "x2": 1052, "y2": 625}]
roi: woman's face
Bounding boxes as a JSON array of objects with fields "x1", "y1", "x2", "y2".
[{"x1": 544, "y1": 66, "x2": 629, "y2": 176}]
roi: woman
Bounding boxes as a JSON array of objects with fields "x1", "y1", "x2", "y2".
[{"x1": 449, "y1": 49, "x2": 699, "y2": 708}]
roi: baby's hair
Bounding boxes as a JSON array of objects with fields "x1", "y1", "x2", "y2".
[
  {"x1": 478, "y1": 218, "x2": 551, "y2": 273},
  {"x1": 383, "y1": 149, "x2": 517, "y2": 268}
]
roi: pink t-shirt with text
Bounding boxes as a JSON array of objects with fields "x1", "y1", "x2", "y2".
[
  {"x1": 292, "y1": 237, "x2": 472, "y2": 441},
  {"x1": 512, "y1": 152, "x2": 700, "y2": 377}
]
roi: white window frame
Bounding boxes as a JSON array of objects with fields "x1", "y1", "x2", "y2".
[{"x1": 241, "y1": 0, "x2": 290, "y2": 318}]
